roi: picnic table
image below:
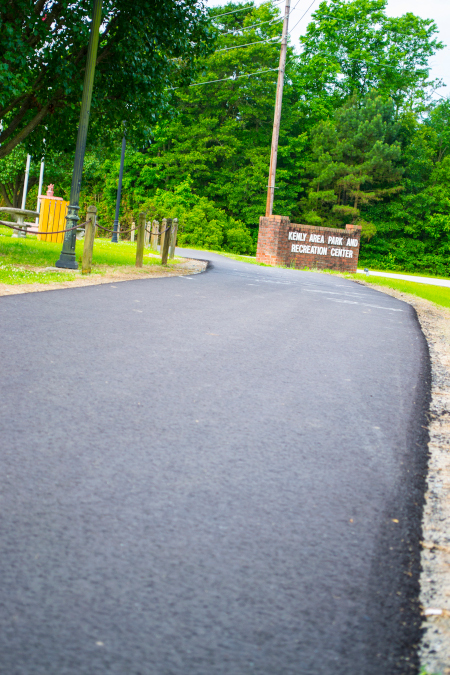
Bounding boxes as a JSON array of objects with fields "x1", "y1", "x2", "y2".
[{"x1": 0, "y1": 207, "x2": 40, "y2": 237}]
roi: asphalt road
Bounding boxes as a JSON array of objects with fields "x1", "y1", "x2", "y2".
[{"x1": 0, "y1": 250, "x2": 430, "y2": 675}]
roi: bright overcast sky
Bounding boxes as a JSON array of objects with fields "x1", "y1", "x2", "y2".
[{"x1": 206, "y1": 0, "x2": 449, "y2": 96}]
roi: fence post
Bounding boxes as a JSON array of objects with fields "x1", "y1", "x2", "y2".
[
  {"x1": 151, "y1": 220, "x2": 159, "y2": 250},
  {"x1": 161, "y1": 218, "x2": 172, "y2": 265},
  {"x1": 160, "y1": 218, "x2": 167, "y2": 256},
  {"x1": 82, "y1": 205, "x2": 97, "y2": 274},
  {"x1": 131, "y1": 221, "x2": 135, "y2": 242},
  {"x1": 135, "y1": 212, "x2": 145, "y2": 267},
  {"x1": 169, "y1": 217, "x2": 178, "y2": 259},
  {"x1": 144, "y1": 219, "x2": 150, "y2": 247}
]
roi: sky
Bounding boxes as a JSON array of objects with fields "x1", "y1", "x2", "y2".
[{"x1": 206, "y1": 0, "x2": 449, "y2": 97}]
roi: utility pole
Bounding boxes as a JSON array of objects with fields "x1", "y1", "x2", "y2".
[
  {"x1": 56, "y1": 0, "x2": 103, "y2": 269},
  {"x1": 265, "y1": 0, "x2": 291, "y2": 217},
  {"x1": 112, "y1": 124, "x2": 126, "y2": 243}
]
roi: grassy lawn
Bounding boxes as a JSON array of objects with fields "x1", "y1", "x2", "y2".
[
  {"x1": 347, "y1": 272, "x2": 450, "y2": 309},
  {"x1": 0, "y1": 227, "x2": 179, "y2": 285}
]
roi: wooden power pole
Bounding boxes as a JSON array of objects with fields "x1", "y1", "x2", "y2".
[{"x1": 266, "y1": 0, "x2": 291, "y2": 217}]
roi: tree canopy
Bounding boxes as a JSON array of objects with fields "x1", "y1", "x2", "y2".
[
  {"x1": 294, "y1": 0, "x2": 444, "y2": 112},
  {"x1": 302, "y1": 93, "x2": 403, "y2": 234},
  {"x1": 3, "y1": 0, "x2": 449, "y2": 272},
  {"x1": 0, "y1": 0, "x2": 213, "y2": 160}
]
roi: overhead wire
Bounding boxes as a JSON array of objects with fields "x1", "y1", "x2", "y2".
[
  {"x1": 219, "y1": 0, "x2": 303, "y2": 35},
  {"x1": 215, "y1": 36, "x2": 281, "y2": 52},
  {"x1": 220, "y1": 15, "x2": 283, "y2": 35},
  {"x1": 288, "y1": 0, "x2": 317, "y2": 34},
  {"x1": 433, "y1": 90, "x2": 449, "y2": 100},
  {"x1": 211, "y1": 0, "x2": 284, "y2": 20},
  {"x1": 173, "y1": 67, "x2": 279, "y2": 89}
]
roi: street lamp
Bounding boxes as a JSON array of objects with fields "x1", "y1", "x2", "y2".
[
  {"x1": 111, "y1": 123, "x2": 126, "y2": 243},
  {"x1": 56, "y1": 0, "x2": 103, "y2": 269}
]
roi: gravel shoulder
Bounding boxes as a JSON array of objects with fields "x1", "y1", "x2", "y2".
[
  {"x1": 354, "y1": 279, "x2": 450, "y2": 675},
  {"x1": 0, "y1": 258, "x2": 207, "y2": 296}
]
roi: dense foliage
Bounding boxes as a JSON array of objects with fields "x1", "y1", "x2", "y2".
[
  {"x1": 301, "y1": 93, "x2": 404, "y2": 234},
  {"x1": 0, "y1": 0, "x2": 213, "y2": 159},
  {"x1": 1, "y1": 0, "x2": 448, "y2": 269}
]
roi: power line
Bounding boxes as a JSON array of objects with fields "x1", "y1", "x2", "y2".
[
  {"x1": 211, "y1": 0, "x2": 285, "y2": 20},
  {"x1": 174, "y1": 67, "x2": 279, "y2": 89},
  {"x1": 220, "y1": 16, "x2": 283, "y2": 35},
  {"x1": 288, "y1": 0, "x2": 316, "y2": 34},
  {"x1": 219, "y1": 0, "x2": 302, "y2": 34},
  {"x1": 215, "y1": 36, "x2": 281, "y2": 53}
]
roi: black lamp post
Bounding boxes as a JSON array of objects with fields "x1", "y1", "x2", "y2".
[
  {"x1": 112, "y1": 124, "x2": 126, "y2": 243},
  {"x1": 56, "y1": 0, "x2": 103, "y2": 269}
]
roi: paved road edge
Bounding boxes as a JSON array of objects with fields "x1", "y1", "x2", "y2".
[{"x1": 352, "y1": 279, "x2": 450, "y2": 675}]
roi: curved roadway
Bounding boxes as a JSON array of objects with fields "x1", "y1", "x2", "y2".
[{"x1": 0, "y1": 250, "x2": 430, "y2": 674}]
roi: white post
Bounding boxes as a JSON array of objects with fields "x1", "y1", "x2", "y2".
[
  {"x1": 21, "y1": 154, "x2": 31, "y2": 211},
  {"x1": 36, "y1": 160, "x2": 45, "y2": 213},
  {"x1": 131, "y1": 221, "x2": 135, "y2": 243}
]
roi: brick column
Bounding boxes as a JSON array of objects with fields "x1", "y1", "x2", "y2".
[{"x1": 256, "y1": 215, "x2": 290, "y2": 265}]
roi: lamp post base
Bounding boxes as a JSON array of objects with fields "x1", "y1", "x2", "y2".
[
  {"x1": 55, "y1": 252, "x2": 79, "y2": 269},
  {"x1": 55, "y1": 203, "x2": 79, "y2": 269},
  {"x1": 111, "y1": 219, "x2": 119, "y2": 243}
]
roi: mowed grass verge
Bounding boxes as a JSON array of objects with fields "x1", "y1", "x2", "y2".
[
  {"x1": 0, "y1": 226, "x2": 178, "y2": 285},
  {"x1": 347, "y1": 273, "x2": 450, "y2": 309}
]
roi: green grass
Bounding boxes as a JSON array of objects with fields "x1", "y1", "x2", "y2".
[
  {"x1": 359, "y1": 265, "x2": 450, "y2": 281},
  {"x1": 347, "y1": 273, "x2": 450, "y2": 309},
  {"x1": 0, "y1": 264, "x2": 76, "y2": 284},
  {"x1": 214, "y1": 251, "x2": 269, "y2": 265},
  {"x1": 0, "y1": 228, "x2": 180, "y2": 285}
]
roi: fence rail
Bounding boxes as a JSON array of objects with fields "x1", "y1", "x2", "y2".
[{"x1": 0, "y1": 204, "x2": 180, "y2": 274}]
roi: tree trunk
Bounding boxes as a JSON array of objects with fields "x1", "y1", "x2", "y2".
[{"x1": 0, "y1": 183, "x2": 13, "y2": 207}]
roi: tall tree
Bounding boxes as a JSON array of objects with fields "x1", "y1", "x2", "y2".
[
  {"x1": 300, "y1": 93, "x2": 403, "y2": 232},
  {"x1": 361, "y1": 99, "x2": 450, "y2": 274},
  {"x1": 124, "y1": 1, "x2": 297, "y2": 227},
  {"x1": 292, "y1": 0, "x2": 444, "y2": 112},
  {"x1": 0, "y1": 0, "x2": 213, "y2": 160}
]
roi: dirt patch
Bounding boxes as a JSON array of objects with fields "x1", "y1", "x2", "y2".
[
  {"x1": 0, "y1": 258, "x2": 207, "y2": 296},
  {"x1": 355, "y1": 280, "x2": 450, "y2": 675}
]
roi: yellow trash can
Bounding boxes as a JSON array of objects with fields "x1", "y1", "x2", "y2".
[{"x1": 38, "y1": 185, "x2": 69, "y2": 243}]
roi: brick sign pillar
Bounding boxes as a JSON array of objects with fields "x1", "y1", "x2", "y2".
[{"x1": 256, "y1": 216, "x2": 362, "y2": 273}]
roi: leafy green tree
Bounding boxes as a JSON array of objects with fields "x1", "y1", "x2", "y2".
[
  {"x1": 0, "y1": 0, "x2": 213, "y2": 160},
  {"x1": 0, "y1": 147, "x2": 37, "y2": 208},
  {"x1": 113, "y1": 0, "x2": 444, "y2": 232},
  {"x1": 118, "y1": 1, "x2": 298, "y2": 228},
  {"x1": 361, "y1": 100, "x2": 450, "y2": 273},
  {"x1": 301, "y1": 93, "x2": 403, "y2": 234},
  {"x1": 141, "y1": 180, "x2": 254, "y2": 253},
  {"x1": 293, "y1": 0, "x2": 444, "y2": 113}
]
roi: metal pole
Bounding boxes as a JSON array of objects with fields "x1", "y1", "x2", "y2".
[
  {"x1": 36, "y1": 159, "x2": 45, "y2": 214},
  {"x1": 21, "y1": 154, "x2": 31, "y2": 210},
  {"x1": 35, "y1": 159, "x2": 45, "y2": 226},
  {"x1": 265, "y1": 0, "x2": 291, "y2": 217},
  {"x1": 56, "y1": 0, "x2": 103, "y2": 269},
  {"x1": 112, "y1": 129, "x2": 126, "y2": 243}
]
